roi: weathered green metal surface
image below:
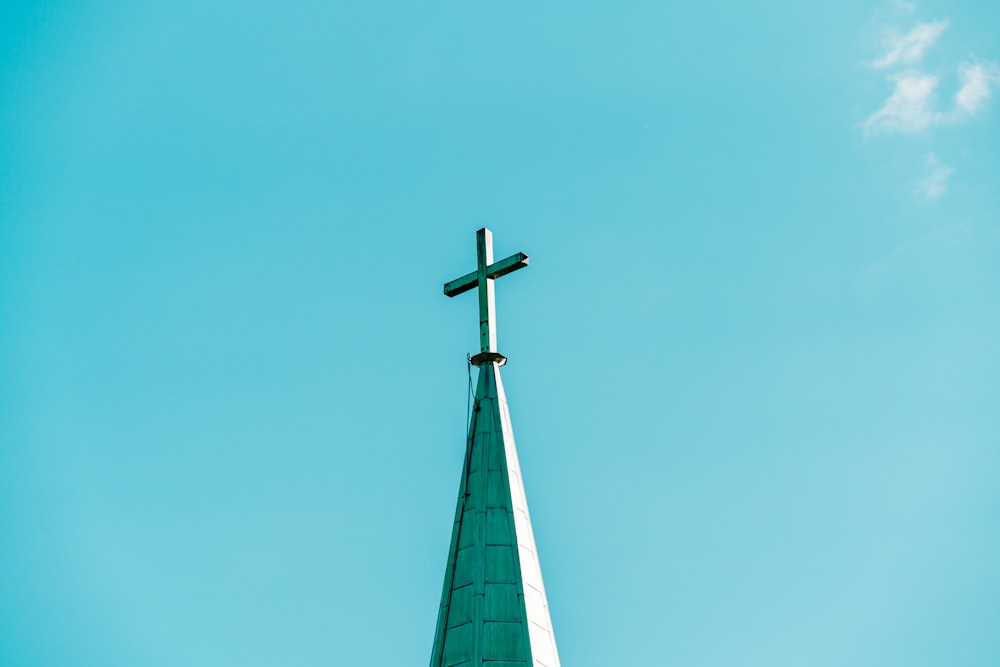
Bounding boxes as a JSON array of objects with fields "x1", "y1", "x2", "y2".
[
  {"x1": 443, "y1": 228, "x2": 529, "y2": 354},
  {"x1": 433, "y1": 230, "x2": 558, "y2": 667},
  {"x1": 443, "y1": 253, "x2": 530, "y2": 297},
  {"x1": 429, "y1": 361, "x2": 561, "y2": 667}
]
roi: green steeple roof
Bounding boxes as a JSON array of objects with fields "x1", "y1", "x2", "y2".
[
  {"x1": 433, "y1": 228, "x2": 560, "y2": 667},
  {"x1": 429, "y1": 360, "x2": 560, "y2": 667}
]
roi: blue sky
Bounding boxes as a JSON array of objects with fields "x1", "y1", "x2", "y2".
[{"x1": 2, "y1": 1, "x2": 999, "y2": 665}]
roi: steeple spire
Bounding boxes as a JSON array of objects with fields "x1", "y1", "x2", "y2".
[{"x1": 431, "y1": 230, "x2": 560, "y2": 667}]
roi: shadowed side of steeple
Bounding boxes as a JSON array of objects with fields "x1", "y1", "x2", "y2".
[{"x1": 429, "y1": 362, "x2": 560, "y2": 667}]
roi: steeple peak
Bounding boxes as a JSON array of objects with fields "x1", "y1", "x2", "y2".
[{"x1": 431, "y1": 230, "x2": 560, "y2": 667}]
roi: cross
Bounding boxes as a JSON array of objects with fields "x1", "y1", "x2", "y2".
[{"x1": 444, "y1": 228, "x2": 529, "y2": 364}]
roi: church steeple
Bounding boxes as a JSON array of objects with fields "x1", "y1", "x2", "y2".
[{"x1": 431, "y1": 230, "x2": 560, "y2": 667}]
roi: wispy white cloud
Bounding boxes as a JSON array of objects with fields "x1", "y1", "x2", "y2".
[
  {"x1": 861, "y1": 5, "x2": 997, "y2": 201},
  {"x1": 864, "y1": 72, "x2": 941, "y2": 133},
  {"x1": 955, "y1": 62, "x2": 1000, "y2": 114},
  {"x1": 864, "y1": 61, "x2": 1000, "y2": 134},
  {"x1": 872, "y1": 20, "x2": 947, "y2": 69},
  {"x1": 913, "y1": 153, "x2": 953, "y2": 202}
]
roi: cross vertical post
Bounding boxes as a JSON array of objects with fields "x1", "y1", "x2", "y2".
[
  {"x1": 443, "y1": 228, "x2": 529, "y2": 365},
  {"x1": 477, "y1": 228, "x2": 496, "y2": 354}
]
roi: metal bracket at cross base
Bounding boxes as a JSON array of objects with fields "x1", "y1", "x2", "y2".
[{"x1": 469, "y1": 352, "x2": 507, "y2": 367}]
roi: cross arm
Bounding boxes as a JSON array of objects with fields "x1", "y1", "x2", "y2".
[
  {"x1": 443, "y1": 270, "x2": 478, "y2": 297},
  {"x1": 442, "y1": 252, "x2": 530, "y2": 297},
  {"x1": 487, "y1": 252, "x2": 530, "y2": 280}
]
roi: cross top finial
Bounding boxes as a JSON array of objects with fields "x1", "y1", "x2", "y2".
[{"x1": 443, "y1": 228, "x2": 529, "y2": 366}]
